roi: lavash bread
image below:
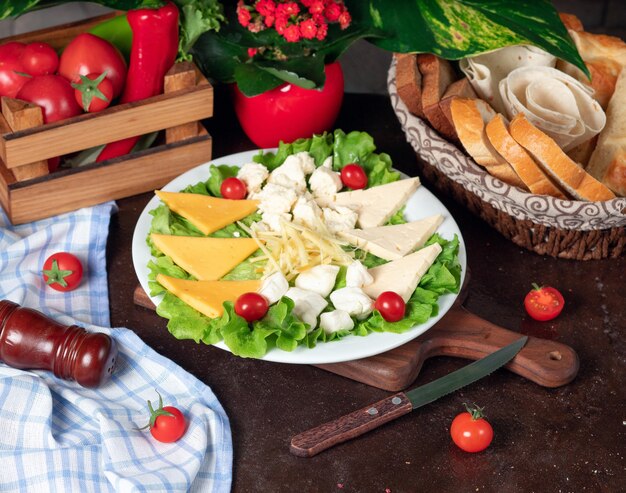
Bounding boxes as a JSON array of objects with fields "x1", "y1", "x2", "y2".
[
  {"x1": 509, "y1": 114, "x2": 616, "y2": 201},
  {"x1": 450, "y1": 98, "x2": 525, "y2": 188},
  {"x1": 417, "y1": 54, "x2": 458, "y2": 139},
  {"x1": 586, "y1": 69, "x2": 626, "y2": 196},
  {"x1": 557, "y1": 30, "x2": 626, "y2": 108},
  {"x1": 486, "y1": 114, "x2": 567, "y2": 198},
  {"x1": 394, "y1": 53, "x2": 424, "y2": 118}
]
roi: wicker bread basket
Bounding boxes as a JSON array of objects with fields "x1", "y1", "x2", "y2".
[{"x1": 388, "y1": 59, "x2": 626, "y2": 260}]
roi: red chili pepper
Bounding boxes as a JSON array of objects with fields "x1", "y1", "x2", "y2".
[{"x1": 96, "y1": 2, "x2": 179, "y2": 162}]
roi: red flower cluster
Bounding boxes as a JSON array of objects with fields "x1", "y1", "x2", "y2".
[{"x1": 237, "y1": 0, "x2": 351, "y2": 43}]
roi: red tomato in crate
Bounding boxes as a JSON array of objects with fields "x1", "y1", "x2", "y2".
[
  {"x1": 0, "y1": 42, "x2": 28, "y2": 98},
  {"x1": 73, "y1": 72, "x2": 114, "y2": 112},
  {"x1": 58, "y1": 33, "x2": 127, "y2": 99},
  {"x1": 232, "y1": 62, "x2": 344, "y2": 148},
  {"x1": 17, "y1": 75, "x2": 82, "y2": 123},
  {"x1": 20, "y1": 42, "x2": 59, "y2": 76}
]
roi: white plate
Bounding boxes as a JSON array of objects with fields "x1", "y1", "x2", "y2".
[{"x1": 132, "y1": 149, "x2": 467, "y2": 365}]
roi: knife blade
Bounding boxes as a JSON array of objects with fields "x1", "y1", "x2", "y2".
[{"x1": 290, "y1": 336, "x2": 528, "y2": 457}]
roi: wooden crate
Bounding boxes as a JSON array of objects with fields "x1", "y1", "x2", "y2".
[{"x1": 0, "y1": 13, "x2": 214, "y2": 224}]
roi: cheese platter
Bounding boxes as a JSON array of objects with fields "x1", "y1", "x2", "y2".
[{"x1": 132, "y1": 135, "x2": 468, "y2": 365}]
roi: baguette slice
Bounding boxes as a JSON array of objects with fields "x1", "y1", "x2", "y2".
[
  {"x1": 438, "y1": 79, "x2": 478, "y2": 141},
  {"x1": 418, "y1": 54, "x2": 458, "y2": 138},
  {"x1": 395, "y1": 53, "x2": 424, "y2": 118},
  {"x1": 559, "y1": 12, "x2": 583, "y2": 32},
  {"x1": 586, "y1": 69, "x2": 626, "y2": 196},
  {"x1": 486, "y1": 114, "x2": 568, "y2": 198},
  {"x1": 509, "y1": 114, "x2": 616, "y2": 201},
  {"x1": 450, "y1": 98, "x2": 525, "y2": 188}
]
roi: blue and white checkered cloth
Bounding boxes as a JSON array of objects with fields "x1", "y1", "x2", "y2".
[{"x1": 0, "y1": 204, "x2": 232, "y2": 493}]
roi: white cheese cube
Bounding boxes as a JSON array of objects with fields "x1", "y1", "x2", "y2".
[
  {"x1": 330, "y1": 287, "x2": 373, "y2": 320},
  {"x1": 237, "y1": 162, "x2": 269, "y2": 195},
  {"x1": 321, "y1": 156, "x2": 333, "y2": 168},
  {"x1": 322, "y1": 206, "x2": 358, "y2": 235},
  {"x1": 261, "y1": 212, "x2": 291, "y2": 232},
  {"x1": 293, "y1": 152, "x2": 316, "y2": 174},
  {"x1": 285, "y1": 287, "x2": 328, "y2": 331},
  {"x1": 268, "y1": 155, "x2": 307, "y2": 192},
  {"x1": 292, "y1": 196, "x2": 322, "y2": 229},
  {"x1": 309, "y1": 166, "x2": 342, "y2": 197},
  {"x1": 345, "y1": 260, "x2": 374, "y2": 288},
  {"x1": 259, "y1": 271, "x2": 289, "y2": 305},
  {"x1": 295, "y1": 264, "x2": 340, "y2": 298},
  {"x1": 256, "y1": 183, "x2": 298, "y2": 215},
  {"x1": 320, "y1": 310, "x2": 354, "y2": 335}
]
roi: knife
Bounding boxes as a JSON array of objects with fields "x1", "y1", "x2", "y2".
[{"x1": 290, "y1": 335, "x2": 528, "y2": 457}]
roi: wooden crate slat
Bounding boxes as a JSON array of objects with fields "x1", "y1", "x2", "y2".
[
  {"x1": 8, "y1": 130, "x2": 212, "y2": 224},
  {"x1": 2, "y1": 84, "x2": 214, "y2": 168}
]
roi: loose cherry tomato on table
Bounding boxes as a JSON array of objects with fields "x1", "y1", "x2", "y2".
[
  {"x1": 524, "y1": 283, "x2": 564, "y2": 321},
  {"x1": 340, "y1": 164, "x2": 368, "y2": 190},
  {"x1": 42, "y1": 252, "x2": 83, "y2": 291},
  {"x1": 58, "y1": 33, "x2": 127, "y2": 99},
  {"x1": 374, "y1": 291, "x2": 406, "y2": 322},
  {"x1": 17, "y1": 75, "x2": 82, "y2": 123},
  {"x1": 20, "y1": 42, "x2": 59, "y2": 76},
  {"x1": 220, "y1": 177, "x2": 247, "y2": 200},
  {"x1": 235, "y1": 292, "x2": 269, "y2": 322},
  {"x1": 450, "y1": 404, "x2": 493, "y2": 453},
  {"x1": 72, "y1": 72, "x2": 113, "y2": 112},
  {"x1": 140, "y1": 391, "x2": 186, "y2": 443}
]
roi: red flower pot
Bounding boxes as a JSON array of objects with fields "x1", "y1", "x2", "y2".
[{"x1": 232, "y1": 62, "x2": 344, "y2": 148}]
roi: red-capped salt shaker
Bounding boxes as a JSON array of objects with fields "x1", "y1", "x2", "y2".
[{"x1": 0, "y1": 300, "x2": 117, "y2": 388}]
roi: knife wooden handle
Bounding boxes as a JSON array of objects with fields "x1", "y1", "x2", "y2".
[{"x1": 290, "y1": 392, "x2": 413, "y2": 457}]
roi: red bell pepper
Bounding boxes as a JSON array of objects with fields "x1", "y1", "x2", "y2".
[{"x1": 96, "y1": 1, "x2": 179, "y2": 162}]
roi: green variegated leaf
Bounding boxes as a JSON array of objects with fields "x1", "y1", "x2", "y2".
[{"x1": 348, "y1": 0, "x2": 589, "y2": 76}]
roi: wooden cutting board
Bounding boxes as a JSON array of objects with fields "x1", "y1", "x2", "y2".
[{"x1": 133, "y1": 285, "x2": 579, "y2": 391}]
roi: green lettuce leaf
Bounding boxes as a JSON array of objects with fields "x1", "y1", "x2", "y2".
[
  {"x1": 221, "y1": 302, "x2": 277, "y2": 358},
  {"x1": 157, "y1": 292, "x2": 222, "y2": 345},
  {"x1": 253, "y1": 297, "x2": 308, "y2": 352}
]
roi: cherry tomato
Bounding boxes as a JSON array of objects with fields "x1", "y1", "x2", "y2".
[
  {"x1": 42, "y1": 252, "x2": 83, "y2": 291},
  {"x1": 72, "y1": 72, "x2": 113, "y2": 112},
  {"x1": 17, "y1": 75, "x2": 82, "y2": 123},
  {"x1": 47, "y1": 156, "x2": 61, "y2": 173},
  {"x1": 220, "y1": 177, "x2": 247, "y2": 200},
  {"x1": 141, "y1": 391, "x2": 186, "y2": 443},
  {"x1": 524, "y1": 283, "x2": 564, "y2": 321},
  {"x1": 235, "y1": 292, "x2": 269, "y2": 322},
  {"x1": 232, "y1": 62, "x2": 344, "y2": 148},
  {"x1": 374, "y1": 291, "x2": 406, "y2": 322},
  {"x1": 340, "y1": 163, "x2": 368, "y2": 189},
  {"x1": 0, "y1": 42, "x2": 29, "y2": 98},
  {"x1": 20, "y1": 42, "x2": 59, "y2": 76},
  {"x1": 59, "y1": 33, "x2": 127, "y2": 98},
  {"x1": 450, "y1": 404, "x2": 493, "y2": 453}
]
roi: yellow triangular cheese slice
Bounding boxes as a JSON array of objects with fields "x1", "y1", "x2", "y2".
[
  {"x1": 151, "y1": 234, "x2": 260, "y2": 280},
  {"x1": 155, "y1": 190, "x2": 258, "y2": 235},
  {"x1": 157, "y1": 274, "x2": 261, "y2": 319}
]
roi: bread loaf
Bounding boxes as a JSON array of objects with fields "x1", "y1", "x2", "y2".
[
  {"x1": 559, "y1": 12, "x2": 584, "y2": 32},
  {"x1": 586, "y1": 69, "x2": 626, "y2": 196},
  {"x1": 418, "y1": 54, "x2": 458, "y2": 139},
  {"x1": 394, "y1": 53, "x2": 424, "y2": 118},
  {"x1": 486, "y1": 115, "x2": 567, "y2": 198},
  {"x1": 509, "y1": 114, "x2": 616, "y2": 201},
  {"x1": 450, "y1": 98, "x2": 525, "y2": 188},
  {"x1": 438, "y1": 79, "x2": 477, "y2": 141}
]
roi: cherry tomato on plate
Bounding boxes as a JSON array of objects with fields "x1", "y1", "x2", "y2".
[
  {"x1": 17, "y1": 75, "x2": 82, "y2": 123},
  {"x1": 450, "y1": 404, "x2": 493, "y2": 453},
  {"x1": 374, "y1": 291, "x2": 406, "y2": 322},
  {"x1": 235, "y1": 292, "x2": 269, "y2": 322},
  {"x1": 42, "y1": 252, "x2": 83, "y2": 291},
  {"x1": 340, "y1": 163, "x2": 368, "y2": 190},
  {"x1": 524, "y1": 283, "x2": 564, "y2": 321},
  {"x1": 20, "y1": 42, "x2": 59, "y2": 77},
  {"x1": 72, "y1": 72, "x2": 113, "y2": 112},
  {"x1": 140, "y1": 391, "x2": 186, "y2": 443},
  {"x1": 220, "y1": 177, "x2": 247, "y2": 200}
]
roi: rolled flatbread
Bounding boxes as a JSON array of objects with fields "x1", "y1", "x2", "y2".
[
  {"x1": 460, "y1": 45, "x2": 556, "y2": 114},
  {"x1": 499, "y1": 66, "x2": 606, "y2": 152}
]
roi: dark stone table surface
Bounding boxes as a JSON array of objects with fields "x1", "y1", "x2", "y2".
[{"x1": 107, "y1": 90, "x2": 625, "y2": 493}]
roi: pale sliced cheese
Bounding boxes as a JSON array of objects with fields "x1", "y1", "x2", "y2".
[
  {"x1": 363, "y1": 243, "x2": 442, "y2": 302},
  {"x1": 316, "y1": 177, "x2": 421, "y2": 229},
  {"x1": 156, "y1": 274, "x2": 261, "y2": 319},
  {"x1": 155, "y1": 190, "x2": 258, "y2": 235},
  {"x1": 339, "y1": 214, "x2": 443, "y2": 261},
  {"x1": 151, "y1": 234, "x2": 259, "y2": 281}
]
